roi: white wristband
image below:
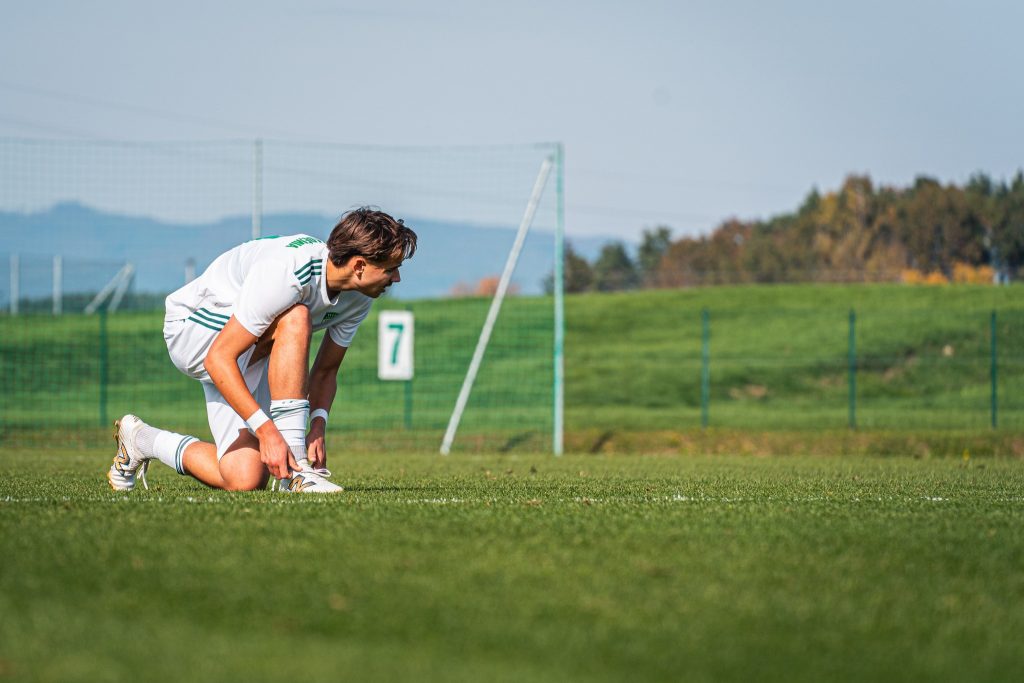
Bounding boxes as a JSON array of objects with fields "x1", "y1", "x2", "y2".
[
  {"x1": 310, "y1": 408, "x2": 329, "y2": 425},
  {"x1": 246, "y1": 408, "x2": 270, "y2": 432}
]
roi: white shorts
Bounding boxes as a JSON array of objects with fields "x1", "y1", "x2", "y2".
[{"x1": 164, "y1": 318, "x2": 271, "y2": 459}]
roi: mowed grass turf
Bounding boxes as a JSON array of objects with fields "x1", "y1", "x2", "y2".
[{"x1": 2, "y1": 450, "x2": 1023, "y2": 682}]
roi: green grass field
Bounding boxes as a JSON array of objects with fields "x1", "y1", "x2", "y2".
[
  {"x1": 3, "y1": 284, "x2": 1023, "y2": 679},
  {"x1": 2, "y1": 449, "x2": 1023, "y2": 682}
]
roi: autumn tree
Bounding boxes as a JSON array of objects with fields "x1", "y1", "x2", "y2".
[
  {"x1": 451, "y1": 276, "x2": 519, "y2": 297},
  {"x1": 898, "y1": 177, "x2": 984, "y2": 276},
  {"x1": 543, "y1": 241, "x2": 594, "y2": 294},
  {"x1": 970, "y1": 171, "x2": 1024, "y2": 278},
  {"x1": 541, "y1": 170, "x2": 1024, "y2": 293},
  {"x1": 637, "y1": 226, "x2": 672, "y2": 286},
  {"x1": 592, "y1": 241, "x2": 639, "y2": 291}
]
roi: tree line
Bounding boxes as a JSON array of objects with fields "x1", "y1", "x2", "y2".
[{"x1": 549, "y1": 172, "x2": 1024, "y2": 292}]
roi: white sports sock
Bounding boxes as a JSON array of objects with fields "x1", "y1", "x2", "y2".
[
  {"x1": 137, "y1": 424, "x2": 197, "y2": 475},
  {"x1": 271, "y1": 398, "x2": 309, "y2": 462}
]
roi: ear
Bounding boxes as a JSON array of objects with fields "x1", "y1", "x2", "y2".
[{"x1": 350, "y1": 256, "x2": 368, "y2": 276}]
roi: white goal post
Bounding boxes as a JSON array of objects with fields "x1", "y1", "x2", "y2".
[{"x1": 440, "y1": 155, "x2": 560, "y2": 455}]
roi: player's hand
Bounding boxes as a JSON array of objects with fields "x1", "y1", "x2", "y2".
[
  {"x1": 257, "y1": 425, "x2": 299, "y2": 480},
  {"x1": 307, "y1": 422, "x2": 327, "y2": 469}
]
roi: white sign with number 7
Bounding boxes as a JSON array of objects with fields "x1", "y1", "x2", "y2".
[{"x1": 378, "y1": 310, "x2": 414, "y2": 380}]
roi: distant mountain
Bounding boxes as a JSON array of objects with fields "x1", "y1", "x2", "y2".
[{"x1": 0, "y1": 202, "x2": 616, "y2": 300}]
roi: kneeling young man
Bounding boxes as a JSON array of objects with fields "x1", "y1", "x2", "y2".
[{"x1": 107, "y1": 207, "x2": 417, "y2": 493}]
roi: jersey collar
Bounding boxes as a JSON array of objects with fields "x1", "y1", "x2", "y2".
[{"x1": 319, "y1": 252, "x2": 340, "y2": 306}]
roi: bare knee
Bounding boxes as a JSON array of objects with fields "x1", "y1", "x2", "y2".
[
  {"x1": 219, "y1": 443, "x2": 269, "y2": 491},
  {"x1": 223, "y1": 471, "x2": 269, "y2": 491}
]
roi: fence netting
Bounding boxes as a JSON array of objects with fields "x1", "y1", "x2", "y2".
[
  {"x1": 1, "y1": 301, "x2": 1021, "y2": 450},
  {"x1": 2, "y1": 138, "x2": 1021, "y2": 453},
  {"x1": 0, "y1": 137, "x2": 560, "y2": 451}
]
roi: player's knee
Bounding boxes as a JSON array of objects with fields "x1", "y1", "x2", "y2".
[
  {"x1": 222, "y1": 469, "x2": 268, "y2": 491},
  {"x1": 219, "y1": 443, "x2": 267, "y2": 491}
]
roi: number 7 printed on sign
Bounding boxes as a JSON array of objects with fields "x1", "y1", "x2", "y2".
[{"x1": 378, "y1": 310, "x2": 414, "y2": 380}]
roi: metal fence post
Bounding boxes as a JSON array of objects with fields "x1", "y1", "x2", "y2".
[
  {"x1": 99, "y1": 308, "x2": 109, "y2": 426},
  {"x1": 848, "y1": 309, "x2": 857, "y2": 430},
  {"x1": 701, "y1": 308, "x2": 710, "y2": 428},
  {"x1": 991, "y1": 310, "x2": 998, "y2": 429},
  {"x1": 405, "y1": 303, "x2": 414, "y2": 430},
  {"x1": 553, "y1": 143, "x2": 565, "y2": 455},
  {"x1": 9, "y1": 253, "x2": 18, "y2": 315},
  {"x1": 52, "y1": 254, "x2": 62, "y2": 315},
  {"x1": 252, "y1": 138, "x2": 263, "y2": 241}
]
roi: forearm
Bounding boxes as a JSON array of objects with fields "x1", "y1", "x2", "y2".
[
  {"x1": 304, "y1": 367, "x2": 337, "y2": 468},
  {"x1": 307, "y1": 369, "x2": 338, "y2": 416},
  {"x1": 205, "y1": 350, "x2": 264, "y2": 424},
  {"x1": 305, "y1": 337, "x2": 347, "y2": 468},
  {"x1": 206, "y1": 345, "x2": 292, "y2": 476},
  {"x1": 308, "y1": 338, "x2": 347, "y2": 419}
]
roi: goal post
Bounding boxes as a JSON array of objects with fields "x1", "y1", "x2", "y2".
[
  {"x1": 0, "y1": 137, "x2": 566, "y2": 451},
  {"x1": 440, "y1": 156, "x2": 555, "y2": 455},
  {"x1": 553, "y1": 143, "x2": 566, "y2": 456}
]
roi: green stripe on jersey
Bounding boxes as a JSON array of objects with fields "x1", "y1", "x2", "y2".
[
  {"x1": 196, "y1": 307, "x2": 230, "y2": 321},
  {"x1": 294, "y1": 259, "x2": 319, "y2": 279},
  {"x1": 296, "y1": 259, "x2": 323, "y2": 285},
  {"x1": 297, "y1": 268, "x2": 322, "y2": 286},
  {"x1": 188, "y1": 308, "x2": 229, "y2": 331},
  {"x1": 192, "y1": 309, "x2": 229, "y2": 327},
  {"x1": 188, "y1": 316, "x2": 223, "y2": 332}
]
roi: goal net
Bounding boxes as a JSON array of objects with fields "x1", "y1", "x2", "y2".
[{"x1": 0, "y1": 138, "x2": 564, "y2": 453}]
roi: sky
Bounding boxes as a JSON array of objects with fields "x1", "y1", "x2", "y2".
[{"x1": 2, "y1": 0, "x2": 1023, "y2": 242}]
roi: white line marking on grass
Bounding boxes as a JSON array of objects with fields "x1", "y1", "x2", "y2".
[
  {"x1": 2, "y1": 494, "x2": 1023, "y2": 505},
  {"x1": 0, "y1": 495, "x2": 336, "y2": 505}
]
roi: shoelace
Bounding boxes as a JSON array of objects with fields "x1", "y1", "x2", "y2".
[
  {"x1": 300, "y1": 464, "x2": 333, "y2": 478},
  {"x1": 139, "y1": 461, "x2": 150, "y2": 490}
]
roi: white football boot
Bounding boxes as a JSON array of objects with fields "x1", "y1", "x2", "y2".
[
  {"x1": 278, "y1": 459, "x2": 343, "y2": 493},
  {"x1": 107, "y1": 414, "x2": 151, "y2": 491}
]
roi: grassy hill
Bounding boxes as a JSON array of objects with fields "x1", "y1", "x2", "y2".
[
  {"x1": 2, "y1": 283, "x2": 1023, "y2": 451},
  {"x1": 566, "y1": 283, "x2": 1024, "y2": 430}
]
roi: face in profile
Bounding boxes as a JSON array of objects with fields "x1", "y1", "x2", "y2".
[{"x1": 358, "y1": 255, "x2": 404, "y2": 298}]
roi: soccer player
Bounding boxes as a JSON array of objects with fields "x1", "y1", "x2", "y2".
[{"x1": 107, "y1": 207, "x2": 417, "y2": 493}]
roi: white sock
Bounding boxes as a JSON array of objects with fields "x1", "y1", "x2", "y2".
[
  {"x1": 137, "y1": 425, "x2": 197, "y2": 475},
  {"x1": 271, "y1": 399, "x2": 309, "y2": 463}
]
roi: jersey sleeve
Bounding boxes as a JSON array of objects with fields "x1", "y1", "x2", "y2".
[
  {"x1": 327, "y1": 297, "x2": 374, "y2": 348},
  {"x1": 234, "y1": 259, "x2": 303, "y2": 338}
]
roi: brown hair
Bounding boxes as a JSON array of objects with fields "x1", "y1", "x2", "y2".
[{"x1": 327, "y1": 207, "x2": 418, "y2": 266}]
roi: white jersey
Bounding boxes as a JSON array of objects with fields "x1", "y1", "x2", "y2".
[{"x1": 165, "y1": 234, "x2": 373, "y2": 348}]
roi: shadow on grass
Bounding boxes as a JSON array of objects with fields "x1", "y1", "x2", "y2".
[
  {"x1": 589, "y1": 430, "x2": 615, "y2": 453},
  {"x1": 499, "y1": 431, "x2": 538, "y2": 452}
]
